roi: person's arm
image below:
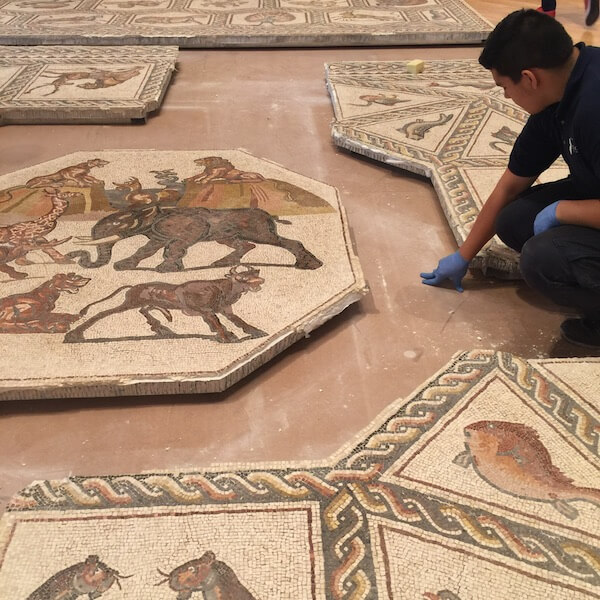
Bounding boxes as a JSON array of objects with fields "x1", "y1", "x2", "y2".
[
  {"x1": 556, "y1": 199, "x2": 600, "y2": 229},
  {"x1": 459, "y1": 168, "x2": 537, "y2": 259},
  {"x1": 421, "y1": 168, "x2": 536, "y2": 291}
]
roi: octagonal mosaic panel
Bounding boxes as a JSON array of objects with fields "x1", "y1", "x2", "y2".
[
  {"x1": 0, "y1": 150, "x2": 366, "y2": 399},
  {"x1": 0, "y1": 45, "x2": 178, "y2": 125},
  {"x1": 1, "y1": 350, "x2": 599, "y2": 597},
  {"x1": 0, "y1": 0, "x2": 492, "y2": 47},
  {"x1": 326, "y1": 59, "x2": 570, "y2": 278}
]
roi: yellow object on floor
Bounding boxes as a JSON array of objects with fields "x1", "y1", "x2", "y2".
[{"x1": 407, "y1": 59, "x2": 425, "y2": 73}]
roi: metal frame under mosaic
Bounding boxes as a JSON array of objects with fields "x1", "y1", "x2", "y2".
[
  {"x1": 1, "y1": 350, "x2": 599, "y2": 598},
  {"x1": 0, "y1": 150, "x2": 366, "y2": 398},
  {"x1": 326, "y1": 59, "x2": 570, "y2": 278},
  {"x1": 0, "y1": 0, "x2": 492, "y2": 47},
  {"x1": 0, "y1": 45, "x2": 178, "y2": 124}
]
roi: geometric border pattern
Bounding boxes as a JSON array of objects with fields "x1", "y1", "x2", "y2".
[{"x1": 2, "y1": 350, "x2": 599, "y2": 598}]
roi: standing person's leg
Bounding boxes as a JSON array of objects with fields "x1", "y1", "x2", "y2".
[
  {"x1": 538, "y1": 0, "x2": 556, "y2": 16},
  {"x1": 585, "y1": 0, "x2": 599, "y2": 25}
]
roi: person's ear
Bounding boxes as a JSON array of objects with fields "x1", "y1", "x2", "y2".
[{"x1": 521, "y1": 69, "x2": 540, "y2": 90}]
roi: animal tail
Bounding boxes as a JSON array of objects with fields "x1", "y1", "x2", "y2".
[
  {"x1": 79, "y1": 285, "x2": 132, "y2": 316},
  {"x1": 154, "y1": 568, "x2": 170, "y2": 586},
  {"x1": 274, "y1": 217, "x2": 292, "y2": 224}
]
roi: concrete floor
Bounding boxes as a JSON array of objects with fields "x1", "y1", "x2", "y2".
[{"x1": 1, "y1": 4, "x2": 599, "y2": 511}]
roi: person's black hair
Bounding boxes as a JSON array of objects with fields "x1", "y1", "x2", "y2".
[{"x1": 479, "y1": 9, "x2": 573, "y2": 82}]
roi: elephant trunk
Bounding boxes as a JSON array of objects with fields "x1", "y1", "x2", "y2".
[{"x1": 65, "y1": 241, "x2": 115, "y2": 268}]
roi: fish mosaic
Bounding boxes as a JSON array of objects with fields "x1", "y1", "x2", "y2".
[{"x1": 454, "y1": 420, "x2": 600, "y2": 519}]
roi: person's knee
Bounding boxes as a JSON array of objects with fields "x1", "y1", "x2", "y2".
[
  {"x1": 496, "y1": 204, "x2": 526, "y2": 251},
  {"x1": 520, "y1": 234, "x2": 561, "y2": 289}
]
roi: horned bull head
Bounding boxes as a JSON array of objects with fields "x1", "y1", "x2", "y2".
[{"x1": 226, "y1": 264, "x2": 264, "y2": 291}]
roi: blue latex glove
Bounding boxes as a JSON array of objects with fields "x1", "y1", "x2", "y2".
[
  {"x1": 420, "y1": 251, "x2": 469, "y2": 292},
  {"x1": 533, "y1": 201, "x2": 561, "y2": 235}
]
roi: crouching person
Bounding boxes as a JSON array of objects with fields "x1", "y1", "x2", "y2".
[{"x1": 421, "y1": 9, "x2": 600, "y2": 347}]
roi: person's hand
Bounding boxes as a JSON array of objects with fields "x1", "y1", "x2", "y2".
[
  {"x1": 420, "y1": 251, "x2": 469, "y2": 292},
  {"x1": 533, "y1": 201, "x2": 561, "y2": 235}
]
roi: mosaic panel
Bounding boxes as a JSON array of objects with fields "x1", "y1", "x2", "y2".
[
  {"x1": 0, "y1": 45, "x2": 177, "y2": 124},
  {"x1": 0, "y1": 351, "x2": 598, "y2": 597},
  {"x1": 326, "y1": 59, "x2": 571, "y2": 278},
  {"x1": 0, "y1": 150, "x2": 366, "y2": 398},
  {"x1": 0, "y1": 0, "x2": 492, "y2": 47}
]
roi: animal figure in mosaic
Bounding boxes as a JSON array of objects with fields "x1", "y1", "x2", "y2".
[
  {"x1": 27, "y1": 554, "x2": 132, "y2": 600},
  {"x1": 0, "y1": 236, "x2": 72, "y2": 280},
  {"x1": 337, "y1": 10, "x2": 398, "y2": 21},
  {"x1": 113, "y1": 176, "x2": 181, "y2": 206},
  {"x1": 397, "y1": 113, "x2": 453, "y2": 140},
  {"x1": 64, "y1": 265, "x2": 267, "y2": 343},
  {"x1": 188, "y1": 156, "x2": 265, "y2": 185},
  {"x1": 25, "y1": 66, "x2": 143, "y2": 96},
  {"x1": 351, "y1": 94, "x2": 409, "y2": 107},
  {"x1": 104, "y1": 0, "x2": 163, "y2": 7},
  {"x1": 136, "y1": 15, "x2": 208, "y2": 24},
  {"x1": 15, "y1": 0, "x2": 74, "y2": 7},
  {"x1": 67, "y1": 201, "x2": 322, "y2": 272},
  {"x1": 453, "y1": 420, "x2": 600, "y2": 519},
  {"x1": 155, "y1": 550, "x2": 257, "y2": 600},
  {"x1": 186, "y1": 156, "x2": 333, "y2": 213},
  {"x1": 489, "y1": 126, "x2": 518, "y2": 152},
  {"x1": 428, "y1": 80, "x2": 495, "y2": 90},
  {"x1": 423, "y1": 591, "x2": 462, "y2": 600},
  {"x1": 25, "y1": 158, "x2": 108, "y2": 189},
  {"x1": 428, "y1": 8, "x2": 451, "y2": 20},
  {"x1": 0, "y1": 188, "x2": 81, "y2": 268},
  {"x1": 0, "y1": 272, "x2": 90, "y2": 333}
]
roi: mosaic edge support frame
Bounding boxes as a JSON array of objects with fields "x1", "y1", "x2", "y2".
[{"x1": 0, "y1": 30, "x2": 492, "y2": 49}]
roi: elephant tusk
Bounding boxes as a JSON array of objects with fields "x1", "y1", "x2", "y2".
[
  {"x1": 75, "y1": 236, "x2": 93, "y2": 242},
  {"x1": 76, "y1": 235, "x2": 121, "y2": 246}
]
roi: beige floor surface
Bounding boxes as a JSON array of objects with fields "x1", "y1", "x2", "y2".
[{"x1": 1, "y1": 1, "x2": 599, "y2": 512}]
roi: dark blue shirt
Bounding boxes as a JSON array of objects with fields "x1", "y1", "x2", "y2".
[{"x1": 508, "y1": 43, "x2": 600, "y2": 196}]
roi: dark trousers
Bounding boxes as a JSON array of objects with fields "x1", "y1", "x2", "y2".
[{"x1": 495, "y1": 178, "x2": 600, "y2": 318}]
